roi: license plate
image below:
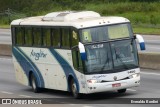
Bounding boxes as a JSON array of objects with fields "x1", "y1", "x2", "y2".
[{"x1": 112, "y1": 83, "x2": 121, "y2": 88}]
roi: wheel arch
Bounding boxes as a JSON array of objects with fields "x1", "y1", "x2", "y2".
[
  {"x1": 68, "y1": 75, "x2": 74, "y2": 92},
  {"x1": 67, "y1": 74, "x2": 80, "y2": 93},
  {"x1": 28, "y1": 71, "x2": 33, "y2": 86}
]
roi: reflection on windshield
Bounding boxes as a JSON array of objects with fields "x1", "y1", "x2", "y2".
[
  {"x1": 81, "y1": 27, "x2": 107, "y2": 43},
  {"x1": 85, "y1": 43, "x2": 113, "y2": 73},
  {"x1": 111, "y1": 40, "x2": 138, "y2": 69},
  {"x1": 80, "y1": 23, "x2": 132, "y2": 43},
  {"x1": 84, "y1": 40, "x2": 138, "y2": 74}
]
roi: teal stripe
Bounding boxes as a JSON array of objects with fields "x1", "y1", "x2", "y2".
[
  {"x1": 49, "y1": 48, "x2": 80, "y2": 92},
  {"x1": 13, "y1": 46, "x2": 45, "y2": 88}
]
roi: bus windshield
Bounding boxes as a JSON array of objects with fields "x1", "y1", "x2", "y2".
[
  {"x1": 83, "y1": 39, "x2": 138, "y2": 74},
  {"x1": 80, "y1": 23, "x2": 132, "y2": 43}
]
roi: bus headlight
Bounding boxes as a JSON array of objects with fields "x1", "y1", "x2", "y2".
[
  {"x1": 129, "y1": 73, "x2": 140, "y2": 79},
  {"x1": 87, "y1": 79, "x2": 101, "y2": 83}
]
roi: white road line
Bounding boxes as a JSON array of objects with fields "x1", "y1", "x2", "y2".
[
  {"x1": 146, "y1": 46, "x2": 160, "y2": 49},
  {"x1": 1, "y1": 91, "x2": 13, "y2": 95},
  {"x1": 141, "y1": 72, "x2": 160, "y2": 76},
  {"x1": 0, "y1": 57, "x2": 12, "y2": 61},
  {"x1": 146, "y1": 40, "x2": 160, "y2": 42},
  {"x1": 83, "y1": 106, "x2": 93, "y2": 107},
  {"x1": 127, "y1": 89, "x2": 136, "y2": 92},
  {"x1": 19, "y1": 95, "x2": 32, "y2": 98}
]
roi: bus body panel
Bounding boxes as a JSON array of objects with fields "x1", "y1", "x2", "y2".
[
  {"x1": 85, "y1": 68, "x2": 140, "y2": 93},
  {"x1": 12, "y1": 46, "x2": 141, "y2": 94},
  {"x1": 13, "y1": 56, "x2": 29, "y2": 86},
  {"x1": 12, "y1": 46, "x2": 88, "y2": 93}
]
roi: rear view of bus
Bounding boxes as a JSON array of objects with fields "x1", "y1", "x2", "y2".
[{"x1": 11, "y1": 11, "x2": 145, "y2": 98}]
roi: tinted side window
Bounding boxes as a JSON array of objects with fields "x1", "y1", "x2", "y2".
[
  {"x1": 42, "y1": 28, "x2": 51, "y2": 47},
  {"x1": 11, "y1": 27, "x2": 16, "y2": 45},
  {"x1": 72, "y1": 49, "x2": 83, "y2": 73},
  {"x1": 25, "y1": 27, "x2": 32, "y2": 46},
  {"x1": 71, "y1": 30, "x2": 79, "y2": 47},
  {"x1": 33, "y1": 28, "x2": 42, "y2": 46},
  {"x1": 72, "y1": 50, "x2": 78, "y2": 69},
  {"x1": 61, "y1": 28, "x2": 70, "y2": 48},
  {"x1": 52, "y1": 28, "x2": 60, "y2": 47},
  {"x1": 15, "y1": 27, "x2": 24, "y2": 45}
]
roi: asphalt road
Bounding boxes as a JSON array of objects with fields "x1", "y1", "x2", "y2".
[
  {"x1": 139, "y1": 35, "x2": 160, "y2": 53},
  {"x1": 0, "y1": 29, "x2": 11, "y2": 44},
  {"x1": 0, "y1": 57, "x2": 159, "y2": 107},
  {"x1": 0, "y1": 29, "x2": 160, "y2": 53}
]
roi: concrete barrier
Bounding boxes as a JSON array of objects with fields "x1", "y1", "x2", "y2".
[
  {"x1": 0, "y1": 44, "x2": 12, "y2": 56},
  {"x1": 0, "y1": 44, "x2": 160, "y2": 70},
  {"x1": 139, "y1": 52, "x2": 160, "y2": 70}
]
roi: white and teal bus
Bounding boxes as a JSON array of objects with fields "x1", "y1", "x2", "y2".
[{"x1": 11, "y1": 11, "x2": 145, "y2": 98}]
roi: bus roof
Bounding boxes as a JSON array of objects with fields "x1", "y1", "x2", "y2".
[{"x1": 11, "y1": 11, "x2": 130, "y2": 29}]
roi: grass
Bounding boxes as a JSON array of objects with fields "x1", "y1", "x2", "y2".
[
  {"x1": 132, "y1": 24, "x2": 160, "y2": 35},
  {"x1": 0, "y1": 24, "x2": 10, "y2": 29},
  {"x1": 133, "y1": 26, "x2": 160, "y2": 35},
  {"x1": 84, "y1": 2, "x2": 160, "y2": 35}
]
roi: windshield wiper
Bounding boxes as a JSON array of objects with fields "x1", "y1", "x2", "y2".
[
  {"x1": 117, "y1": 54, "x2": 129, "y2": 69},
  {"x1": 114, "y1": 48, "x2": 129, "y2": 70},
  {"x1": 101, "y1": 53, "x2": 110, "y2": 71}
]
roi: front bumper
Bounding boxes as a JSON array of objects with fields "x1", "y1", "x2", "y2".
[{"x1": 86, "y1": 76, "x2": 140, "y2": 93}]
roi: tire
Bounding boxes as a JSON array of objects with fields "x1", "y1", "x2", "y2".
[
  {"x1": 70, "y1": 79, "x2": 81, "y2": 99},
  {"x1": 30, "y1": 73, "x2": 40, "y2": 93},
  {"x1": 118, "y1": 89, "x2": 126, "y2": 93}
]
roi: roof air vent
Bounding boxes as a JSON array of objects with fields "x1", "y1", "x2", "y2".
[{"x1": 42, "y1": 11, "x2": 101, "y2": 22}]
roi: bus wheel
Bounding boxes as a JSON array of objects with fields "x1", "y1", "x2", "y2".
[
  {"x1": 117, "y1": 89, "x2": 126, "y2": 93},
  {"x1": 30, "y1": 73, "x2": 40, "y2": 93},
  {"x1": 70, "y1": 79, "x2": 81, "y2": 99}
]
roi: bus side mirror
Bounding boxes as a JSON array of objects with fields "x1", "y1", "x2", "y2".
[
  {"x1": 78, "y1": 42, "x2": 87, "y2": 61},
  {"x1": 135, "y1": 34, "x2": 146, "y2": 50}
]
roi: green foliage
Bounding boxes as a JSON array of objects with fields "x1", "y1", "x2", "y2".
[
  {"x1": 130, "y1": 0, "x2": 160, "y2": 2},
  {"x1": 84, "y1": 2, "x2": 160, "y2": 26},
  {"x1": 0, "y1": 16, "x2": 9, "y2": 24},
  {"x1": 1, "y1": 0, "x2": 160, "y2": 34},
  {"x1": 71, "y1": 2, "x2": 85, "y2": 10},
  {"x1": 133, "y1": 25, "x2": 160, "y2": 35}
]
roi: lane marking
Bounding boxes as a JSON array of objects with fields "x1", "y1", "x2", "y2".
[
  {"x1": 19, "y1": 95, "x2": 32, "y2": 98},
  {"x1": 0, "y1": 57, "x2": 12, "y2": 61},
  {"x1": 1, "y1": 91, "x2": 13, "y2": 95},
  {"x1": 1, "y1": 91, "x2": 32, "y2": 98},
  {"x1": 146, "y1": 46, "x2": 160, "y2": 50},
  {"x1": 145, "y1": 40, "x2": 160, "y2": 42},
  {"x1": 141, "y1": 72, "x2": 160, "y2": 76},
  {"x1": 83, "y1": 106, "x2": 93, "y2": 107},
  {"x1": 127, "y1": 89, "x2": 136, "y2": 92}
]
